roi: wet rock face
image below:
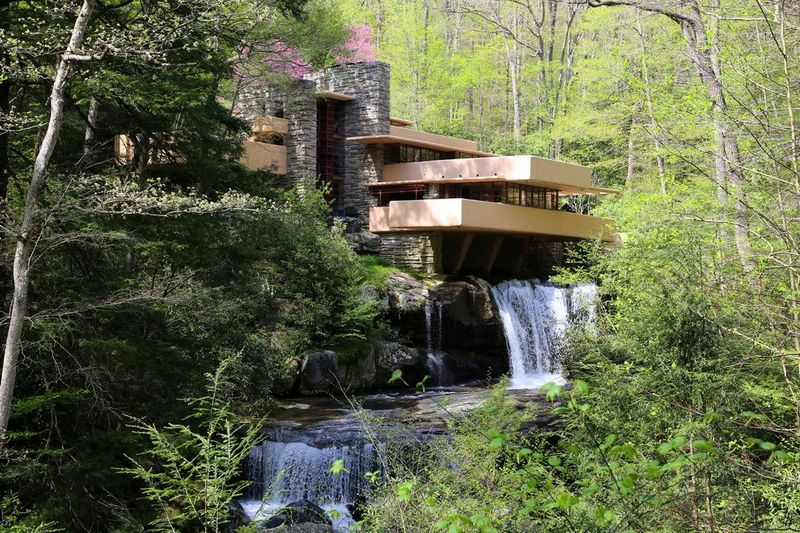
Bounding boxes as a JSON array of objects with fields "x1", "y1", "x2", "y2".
[
  {"x1": 383, "y1": 275, "x2": 509, "y2": 384},
  {"x1": 430, "y1": 276, "x2": 496, "y2": 328},
  {"x1": 258, "y1": 500, "x2": 332, "y2": 531},
  {"x1": 299, "y1": 351, "x2": 339, "y2": 395},
  {"x1": 374, "y1": 341, "x2": 426, "y2": 386},
  {"x1": 338, "y1": 348, "x2": 377, "y2": 391},
  {"x1": 289, "y1": 275, "x2": 509, "y2": 396}
]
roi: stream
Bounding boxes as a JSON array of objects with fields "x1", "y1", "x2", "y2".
[{"x1": 239, "y1": 280, "x2": 597, "y2": 531}]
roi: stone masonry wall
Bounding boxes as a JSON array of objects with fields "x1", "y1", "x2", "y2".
[
  {"x1": 284, "y1": 79, "x2": 317, "y2": 187},
  {"x1": 232, "y1": 80, "x2": 266, "y2": 126},
  {"x1": 311, "y1": 62, "x2": 391, "y2": 226},
  {"x1": 379, "y1": 232, "x2": 442, "y2": 274}
]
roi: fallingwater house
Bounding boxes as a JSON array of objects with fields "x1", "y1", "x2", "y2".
[{"x1": 119, "y1": 61, "x2": 615, "y2": 276}]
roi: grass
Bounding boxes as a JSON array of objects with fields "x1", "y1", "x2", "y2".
[{"x1": 357, "y1": 255, "x2": 403, "y2": 288}]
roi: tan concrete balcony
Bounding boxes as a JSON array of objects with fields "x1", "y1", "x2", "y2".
[
  {"x1": 114, "y1": 135, "x2": 287, "y2": 175},
  {"x1": 240, "y1": 140, "x2": 287, "y2": 174},
  {"x1": 369, "y1": 198, "x2": 614, "y2": 242},
  {"x1": 381, "y1": 155, "x2": 614, "y2": 195}
]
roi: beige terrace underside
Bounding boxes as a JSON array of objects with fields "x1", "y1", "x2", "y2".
[{"x1": 369, "y1": 198, "x2": 614, "y2": 242}]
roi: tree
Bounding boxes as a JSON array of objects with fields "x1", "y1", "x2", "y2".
[
  {"x1": 0, "y1": 0, "x2": 96, "y2": 446},
  {"x1": 585, "y1": 0, "x2": 755, "y2": 270}
]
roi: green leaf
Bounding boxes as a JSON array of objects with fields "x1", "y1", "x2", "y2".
[
  {"x1": 740, "y1": 411, "x2": 768, "y2": 423},
  {"x1": 396, "y1": 481, "x2": 415, "y2": 502},
  {"x1": 770, "y1": 450, "x2": 790, "y2": 462},
  {"x1": 388, "y1": 369, "x2": 403, "y2": 384},
  {"x1": 670, "y1": 436, "x2": 686, "y2": 448},
  {"x1": 556, "y1": 492, "x2": 579, "y2": 508},
  {"x1": 416, "y1": 374, "x2": 431, "y2": 392},
  {"x1": 329, "y1": 459, "x2": 347, "y2": 476},
  {"x1": 581, "y1": 482, "x2": 600, "y2": 496},
  {"x1": 541, "y1": 382, "x2": 563, "y2": 401},
  {"x1": 693, "y1": 439, "x2": 712, "y2": 450},
  {"x1": 573, "y1": 379, "x2": 590, "y2": 395},
  {"x1": 595, "y1": 506, "x2": 616, "y2": 526}
]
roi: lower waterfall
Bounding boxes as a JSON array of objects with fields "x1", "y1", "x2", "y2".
[
  {"x1": 239, "y1": 435, "x2": 376, "y2": 531},
  {"x1": 491, "y1": 280, "x2": 597, "y2": 389}
]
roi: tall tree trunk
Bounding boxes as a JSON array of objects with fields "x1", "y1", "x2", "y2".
[
  {"x1": 708, "y1": 0, "x2": 729, "y2": 243},
  {"x1": 505, "y1": 23, "x2": 522, "y2": 145},
  {"x1": 635, "y1": 9, "x2": 666, "y2": 194},
  {"x1": 82, "y1": 96, "x2": 100, "y2": 160},
  {"x1": 0, "y1": 0, "x2": 11, "y2": 202},
  {"x1": 0, "y1": 0, "x2": 96, "y2": 445},
  {"x1": 774, "y1": 0, "x2": 799, "y2": 192},
  {"x1": 626, "y1": 113, "x2": 637, "y2": 190},
  {"x1": 683, "y1": 0, "x2": 754, "y2": 270},
  {"x1": 588, "y1": 0, "x2": 755, "y2": 270}
]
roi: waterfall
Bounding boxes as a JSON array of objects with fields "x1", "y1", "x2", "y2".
[
  {"x1": 240, "y1": 437, "x2": 376, "y2": 531},
  {"x1": 491, "y1": 280, "x2": 597, "y2": 390},
  {"x1": 424, "y1": 299, "x2": 450, "y2": 385}
]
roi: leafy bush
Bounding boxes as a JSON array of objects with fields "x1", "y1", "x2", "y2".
[{"x1": 119, "y1": 357, "x2": 261, "y2": 532}]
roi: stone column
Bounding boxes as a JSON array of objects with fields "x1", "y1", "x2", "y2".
[
  {"x1": 284, "y1": 79, "x2": 317, "y2": 187},
  {"x1": 312, "y1": 62, "x2": 391, "y2": 226},
  {"x1": 233, "y1": 79, "x2": 267, "y2": 127}
]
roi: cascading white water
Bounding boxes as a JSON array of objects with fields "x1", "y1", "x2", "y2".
[
  {"x1": 570, "y1": 283, "x2": 598, "y2": 329},
  {"x1": 491, "y1": 280, "x2": 597, "y2": 390},
  {"x1": 424, "y1": 299, "x2": 450, "y2": 385},
  {"x1": 240, "y1": 438, "x2": 375, "y2": 531}
]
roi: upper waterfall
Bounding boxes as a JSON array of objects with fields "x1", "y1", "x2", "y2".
[{"x1": 491, "y1": 280, "x2": 597, "y2": 389}]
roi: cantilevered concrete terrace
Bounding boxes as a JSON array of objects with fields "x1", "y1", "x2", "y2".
[
  {"x1": 368, "y1": 155, "x2": 615, "y2": 243},
  {"x1": 370, "y1": 199, "x2": 614, "y2": 241},
  {"x1": 380, "y1": 155, "x2": 615, "y2": 195}
]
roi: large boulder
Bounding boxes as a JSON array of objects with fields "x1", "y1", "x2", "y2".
[
  {"x1": 333, "y1": 216, "x2": 361, "y2": 234},
  {"x1": 338, "y1": 347, "x2": 377, "y2": 391},
  {"x1": 464, "y1": 276, "x2": 496, "y2": 323},
  {"x1": 383, "y1": 275, "x2": 509, "y2": 385},
  {"x1": 374, "y1": 341, "x2": 427, "y2": 386},
  {"x1": 430, "y1": 276, "x2": 496, "y2": 328},
  {"x1": 260, "y1": 525, "x2": 333, "y2": 533},
  {"x1": 385, "y1": 272, "x2": 428, "y2": 314},
  {"x1": 258, "y1": 500, "x2": 332, "y2": 531},
  {"x1": 228, "y1": 500, "x2": 250, "y2": 531},
  {"x1": 299, "y1": 351, "x2": 339, "y2": 395},
  {"x1": 346, "y1": 231, "x2": 381, "y2": 254}
]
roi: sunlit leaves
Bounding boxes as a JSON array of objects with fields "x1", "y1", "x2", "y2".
[
  {"x1": 396, "y1": 481, "x2": 415, "y2": 502},
  {"x1": 388, "y1": 369, "x2": 403, "y2": 384},
  {"x1": 329, "y1": 459, "x2": 347, "y2": 476}
]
